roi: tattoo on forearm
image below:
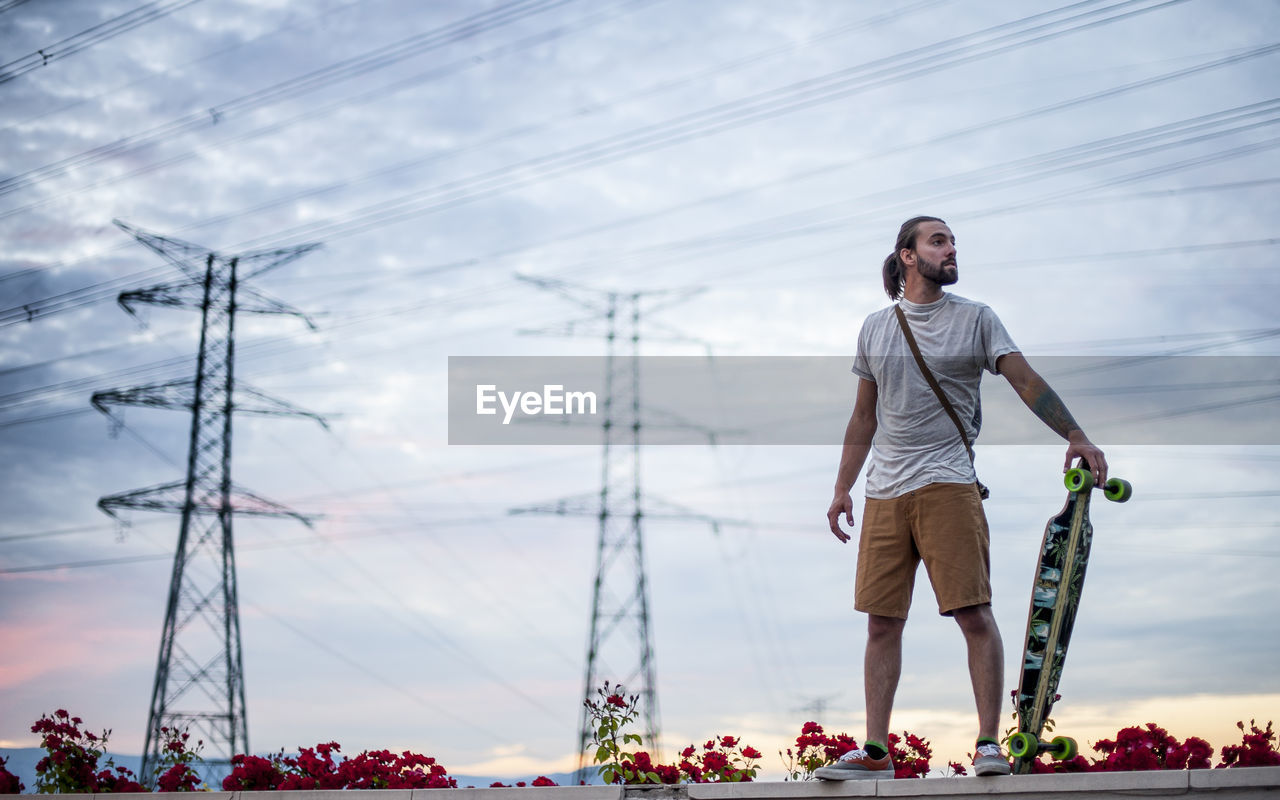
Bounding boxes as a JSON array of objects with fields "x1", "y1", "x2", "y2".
[{"x1": 1031, "y1": 386, "x2": 1080, "y2": 439}]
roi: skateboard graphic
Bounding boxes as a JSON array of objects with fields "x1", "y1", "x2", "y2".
[{"x1": 1009, "y1": 462, "x2": 1132, "y2": 774}]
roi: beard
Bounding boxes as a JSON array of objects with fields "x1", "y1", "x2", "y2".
[{"x1": 916, "y1": 252, "x2": 958, "y2": 286}]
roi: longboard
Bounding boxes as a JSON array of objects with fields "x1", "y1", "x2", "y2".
[{"x1": 1010, "y1": 463, "x2": 1132, "y2": 774}]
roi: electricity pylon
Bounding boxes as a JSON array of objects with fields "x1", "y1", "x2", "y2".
[
  {"x1": 92, "y1": 220, "x2": 324, "y2": 783},
  {"x1": 509, "y1": 275, "x2": 719, "y2": 783}
]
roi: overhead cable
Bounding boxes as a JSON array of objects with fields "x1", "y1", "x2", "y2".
[
  {"x1": 0, "y1": 0, "x2": 576, "y2": 197},
  {"x1": 0, "y1": 0, "x2": 205, "y2": 85}
]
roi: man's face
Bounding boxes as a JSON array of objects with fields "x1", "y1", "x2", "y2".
[{"x1": 907, "y1": 221, "x2": 958, "y2": 286}]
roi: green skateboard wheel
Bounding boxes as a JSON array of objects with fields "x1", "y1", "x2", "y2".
[
  {"x1": 1050, "y1": 736, "x2": 1078, "y2": 760},
  {"x1": 1008, "y1": 732, "x2": 1037, "y2": 759},
  {"x1": 1064, "y1": 468, "x2": 1094, "y2": 493},
  {"x1": 1104, "y1": 478, "x2": 1133, "y2": 503}
]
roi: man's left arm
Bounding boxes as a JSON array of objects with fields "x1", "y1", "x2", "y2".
[{"x1": 997, "y1": 352, "x2": 1108, "y2": 485}]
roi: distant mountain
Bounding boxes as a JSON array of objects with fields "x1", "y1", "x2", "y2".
[
  {"x1": 454, "y1": 771, "x2": 588, "y2": 788},
  {"x1": 0, "y1": 749, "x2": 588, "y2": 791}
]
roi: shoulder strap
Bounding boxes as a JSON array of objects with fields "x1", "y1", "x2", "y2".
[{"x1": 893, "y1": 304, "x2": 973, "y2": 458}]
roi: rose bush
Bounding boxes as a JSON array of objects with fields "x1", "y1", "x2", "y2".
[
  {"x1": 221, "y1": 743, "x2": 456, "y2": 790},
  {"x1": 1015, "y1": 719, "x2": 1278, "y2": 773},
  {"x1": 585, "y1": 683, "x2": 761, "y2": 784},
  {"x1": 1218, "y1": 720, "x2": 1280, "y2": 768},
  {"x1": 30, "y1": 710, "x2": 145, "y2": 794},
  {"x1": 153, "y1": 726, "x2": 205, "y2": 791},
  {"x1": 12, "y1": 700, "x2": 1278, "y2": 792},
  {"x1": 776, "y1": 721, "x2": 937, "y2": 780}
]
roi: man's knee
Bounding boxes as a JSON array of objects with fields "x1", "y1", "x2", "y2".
[
  {"x1": 867, "y1": 613, "x2": 906, "y2": 642},
  {"x1": 952, "y1": 603, "x2": 998, "y2": 637}
]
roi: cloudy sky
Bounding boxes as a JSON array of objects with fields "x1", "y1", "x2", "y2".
[{"x1": 2, "y1": 0, "x2": 1278, "y2": 781}]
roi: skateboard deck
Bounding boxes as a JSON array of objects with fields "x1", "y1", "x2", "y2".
[{"x1": 1010, "y1": 463, "x2": 1131, "y2": 773}]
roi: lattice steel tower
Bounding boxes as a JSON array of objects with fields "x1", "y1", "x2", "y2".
[
  {"x1": 92, "y1": 220, "x2": 323, "y2": 783},
  {"x1": 510, "y1": 276, "x2": 715, "y2": 783}
]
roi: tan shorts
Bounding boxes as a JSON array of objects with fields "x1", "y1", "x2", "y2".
[{"x1": 855, "y1": 481, "x2": 991, "y2": 619}]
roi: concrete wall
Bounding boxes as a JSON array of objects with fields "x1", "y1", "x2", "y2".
[{"x1": 13, "y1": 767, "x2": 1280, "y2": 800}]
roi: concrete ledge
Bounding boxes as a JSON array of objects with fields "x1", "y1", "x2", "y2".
[
  {"x1": 688, "y1": 782, "x2": 879, "y2": 798},
  {"x1": 15, "y1": 768, "x2": 1278, "y2": 800},
  {"x1": 683, "y1": 767, "x2": 1280, "y2": 798},
  {"x1": 421, "y1": 790, "x2": 624, "y2": 800}
]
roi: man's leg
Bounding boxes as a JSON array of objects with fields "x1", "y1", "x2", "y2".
[
  {"x1": 951, "y1": 603, "x2": 1003, "y2": 740},
  {"x1": 865, "y1": 613, "x2": 907, "y2": 745},
  {"x1": 814, "y1": 614, "x2": 903, "y2": 780}
]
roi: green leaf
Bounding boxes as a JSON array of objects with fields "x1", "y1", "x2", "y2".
[
  {"x1": 624, "y1": 733, "x2": 642, "y2": 745},
  {"x1": 647, "y1": 772, "x2": 661, "y2": 784},
  {"x1": 595, "y1": 745, "x2": 612, "y2": 764}
]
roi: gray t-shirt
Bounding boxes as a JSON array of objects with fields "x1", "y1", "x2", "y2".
[{"x1": 852, "y1": 293, "x2": 1019, "y2": 499}]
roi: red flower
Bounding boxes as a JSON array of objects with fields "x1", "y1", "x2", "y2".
[
  {"x1": 741, "y1": 746, "x2": 762, "y2": 760},
  {"x1": 1219, "y1": 720, "x2": 1280, "y2": 768},
  {"x1": 701, "y1": 751, "x2": 729, "y2": 773},
  {"x1": 157, "y1": 763, "x2": 199, "y2": 792},
  {"x1": 631, "y1": 750, "x2": 653, "y2": 772}
]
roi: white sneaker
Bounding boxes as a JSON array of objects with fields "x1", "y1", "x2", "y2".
[{"x1": 973, "y1": 742, "x2": 1011, "y2": 776}]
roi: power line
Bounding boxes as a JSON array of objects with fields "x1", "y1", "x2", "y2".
[
  {"x1": 2, "y1": 395, "x2": 591, "y2": 674},
  {"x1": 5, "y1": 18, "x2": 1265, "y2": 328},
  {"x1": 0, "y1": 0, "x2": 205, "y2": 85},
  {"x1": 5, "y1": 232, "x2": 1272, "y2": 431},
  {"x1": 0, "y1": 0, "x2": 937, "y2": 223},
  {"x1": 0, "y1": 407, "x2": 93, "y2": 429},
  {"x1": 293, "y1": 531, "x2": 569, "y2": 719},
  {"x1": 268, "y1": 39, "x2": 1276, "y2": 263},
  {"x1": 3, "y1": 191, "x2": 1274, "y2": 428},
  {"x1": 222, "y1": 0, "x2": 1198, "y2": 252},
  {"x1": 1, "y1": 0, "x2": 366, "y2": 134},
  {"x1": 246, "y1": 602, "x2": 513, "y2": 742},
  {"x1": 12, "y1": 22, "x2": 1262, "y2": 300},
  {"x1": 4, "y1": 109, "x2": 1277, "y2": 416},
  {"x1": 260, "y1": 423, "x2": 584, "y2": 670},
  {"x1": 1029, "y1": 176, "x2": 1280, "y2": 205},
  {"x1": 0, "y1": 0, "x2": 1188, "y2": 218},
  {"x1": 0, "y1": 0, "x2": 659, "y2": 225},
  {"x1": 0, "y1": 99, "x2": 1269, "y2": 424},
  {"x1": 980, "y1": 238, "x2": 1280, "y2": 268},
  {"x1": 0, "y1": 493, "x2": 577, "y2": 717},
  {"x1": 0, "y1": 0, "x2": 576, "y2": 198},
  {"x1": 8, "y1": 501, "x2": 1278, "y2": 576}
]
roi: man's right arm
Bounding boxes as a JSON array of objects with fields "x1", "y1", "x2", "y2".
[{"x1": 827, "y1": 377, "x2": 878, "y2": 543}]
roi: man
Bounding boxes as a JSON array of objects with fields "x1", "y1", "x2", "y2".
[{"x1": 817, "y1": 216, "x2": 1107, "y2": 780}]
